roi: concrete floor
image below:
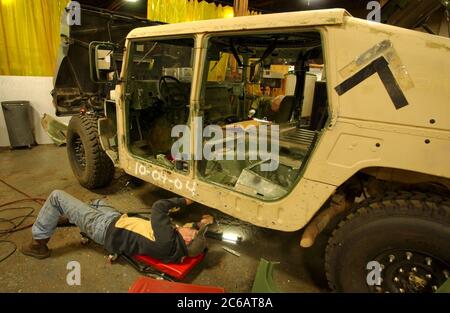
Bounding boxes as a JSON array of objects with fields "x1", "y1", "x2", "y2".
[{"x1": 0, "y1": 145, "x2": 329, "y2": 293}]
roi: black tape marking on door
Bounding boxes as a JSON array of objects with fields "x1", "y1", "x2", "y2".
[{"x1": 335, "y1": 56, "x2": 409, "y2": 110}]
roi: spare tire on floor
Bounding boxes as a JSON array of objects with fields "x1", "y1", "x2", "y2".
[{"x1": 67, "y1": 115, "x2": 115, "y2": 189}]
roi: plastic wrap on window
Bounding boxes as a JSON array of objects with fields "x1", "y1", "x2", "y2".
[{"x1": 339, "y1": 40, "x2": 414, "y2": 91}]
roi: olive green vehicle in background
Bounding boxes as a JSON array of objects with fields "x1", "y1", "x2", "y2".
[{"x1": 53, "y1": 7, "x2": 450, "y2": 292}]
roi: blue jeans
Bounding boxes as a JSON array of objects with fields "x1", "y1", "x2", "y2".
[{"x1": 32, "y1": 190, "x2": 121, "y2": 245}]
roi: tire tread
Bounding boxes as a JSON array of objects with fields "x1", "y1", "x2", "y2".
[
  {"x1": 325, "y1": 190, "x2": 450, "y2": 291},
  {"x1": 67, "y1": 115, "x2": 115, "y2": 189}
]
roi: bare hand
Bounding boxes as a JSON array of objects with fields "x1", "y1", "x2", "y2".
[{"x1": 200, "y1": 214, "x2": 214, "y2": 226}]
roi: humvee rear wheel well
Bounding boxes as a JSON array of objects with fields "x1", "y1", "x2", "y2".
[
  {"x1": 300, "y1": 167, "x2": 450, "y2": 248},
  {"x1": 332, "y1": 167, "x2": 450, "y2": 206},
  {"x1": 356, "y1": 167, "x2": 450, "y2": 198}
]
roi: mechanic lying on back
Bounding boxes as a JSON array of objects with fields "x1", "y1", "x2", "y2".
[{"x1": 21, "y1": 190, "x2": 213, "y2": 263}]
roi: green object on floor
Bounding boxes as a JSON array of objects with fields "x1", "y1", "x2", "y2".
[
  {"x1": 41, "y1": 114, "x2": 68, "y2": 146},
  {"x1": 251, "y1": 258, "x2": 280, "y2": 293},
  {"x1": 436, "y1": 278, "x2": 450, "y2": 293}
]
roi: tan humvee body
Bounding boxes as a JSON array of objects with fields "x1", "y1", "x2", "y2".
[{"x1": 104, "y1": 9, "x2": 450, "y2": 233}]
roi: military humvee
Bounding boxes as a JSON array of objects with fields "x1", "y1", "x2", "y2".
[{"x1": 54, "y1": 8, "x2": 450, "y2": 292}]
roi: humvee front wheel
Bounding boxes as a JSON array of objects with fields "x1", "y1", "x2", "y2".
[
  {"x1": 325, "y1": 191, "x2": 450, "y2": 293},
  {"x1": 67, "y1": 115, "x2": 115, "y2": 189}
]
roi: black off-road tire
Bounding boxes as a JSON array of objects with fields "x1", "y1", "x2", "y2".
[
  {"x1": 67, "y1": 115, "x2": 115, "y2": 189},
  {"x1": 325, "y1": 191, "x2": 450, "y2": 293}
]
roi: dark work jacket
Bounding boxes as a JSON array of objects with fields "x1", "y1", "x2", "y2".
[{"x1": 104, "y1": 198, "x2": 188, "y2": 264}]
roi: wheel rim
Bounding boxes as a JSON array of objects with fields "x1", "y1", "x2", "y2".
[
  {"x1": 372, "y1": 249, "x2": 449, "y2": 293},
  {"x1": 73, "y1": 136, "x2": 86, "y2": 170}
]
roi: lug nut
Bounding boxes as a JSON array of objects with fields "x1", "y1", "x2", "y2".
[
  {"x1": 406, "y1": 252, "x2": 413, "y2": 260},
  {"x1": 394, "y1": 277, "x2": 400, "y2": 283},
  {"x1": 399, "y1": 288, "x2": 405, "y2": 293},
  {"x1": 412, "y1": 267, "x2": 418, "y2": 273},
  {"x1": 399, "y1": 268, "x2": 404, "y2": 273},
  {"x1": 425, "y1": 274, "x2": 432, "y2": 279},
  {"x1": 425, "y1": 257, "x2": 432, "y2": 266},
  {"x1": 444, "y1": 270, "x2": 449, "y2": 279},
  {"x1": 432, "y1": 286, "x2": 437, "y2": 292},
  {"x1": 389, "y1": 255, "x2": 395, "y2": 263}
]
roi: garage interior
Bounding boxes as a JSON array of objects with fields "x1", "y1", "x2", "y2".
[
  {"x1": 1, "y1": 145, "x2": 329, "y2": 292},
  {"x1": 0, "y1": 0, "x2": 449, "y2": 293}
]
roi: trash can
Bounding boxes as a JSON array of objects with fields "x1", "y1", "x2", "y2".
[{"x1": 1, "y1": 101, "x2": 35, "y2": 148}]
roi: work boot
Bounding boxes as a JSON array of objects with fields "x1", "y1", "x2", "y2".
[{"x1": 21, "y1": 238, "x2": 51, "y2": 259}]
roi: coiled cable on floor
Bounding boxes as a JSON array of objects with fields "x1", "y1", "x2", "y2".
[
  {"x1": 0, "y1": 240, "x2": 16, "y2": 263},
  {"x1": 0, "y1": 178, "x2": 46, "y2": 263},
  {"x1": 0, "y1": 200, "x2": 42, "y2": 264},
  {"x1": 0, "y1": 201, "x2": 37, "y2": 234},
  {"x1": 0, "y1": 178, "x2": 45, "y2": 206}
]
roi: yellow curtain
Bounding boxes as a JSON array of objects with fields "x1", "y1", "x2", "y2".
[
  {"x1": 0, "y1": 0, "x2": 67, "y2": 76},
  {"x1": 147, "y1": 0, "x2": 238, "y2": 24},
  {"x1": 0, "y1": 0, "x2": 256, "y2": 77}
]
